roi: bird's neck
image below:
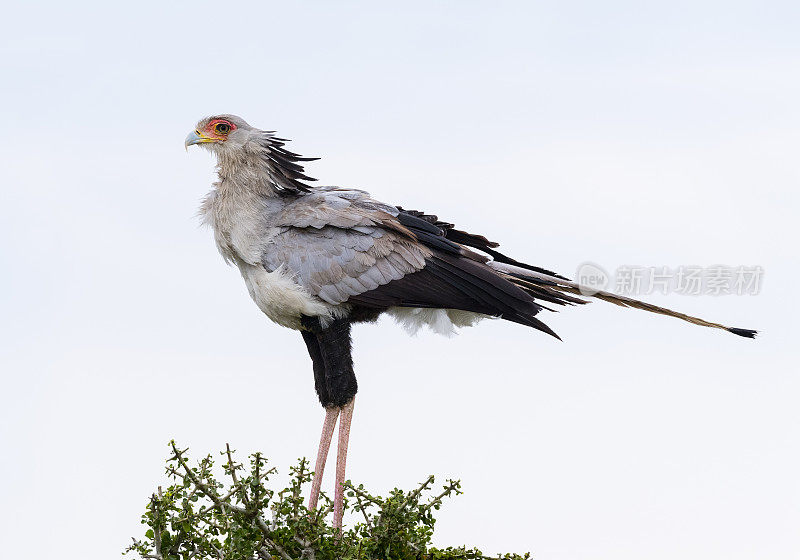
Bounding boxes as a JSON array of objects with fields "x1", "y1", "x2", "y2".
[
  {"x1": 215, "y1": 133, "x2": 317, "y2": 199},
  {"x1": 216, "y1": 153, "x2": 280, "y2": 198},
  {"x1": 202, "y1": 161, "x2": 287, "y2": 266}
]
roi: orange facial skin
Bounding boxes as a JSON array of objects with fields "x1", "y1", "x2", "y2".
[{"x1": 204, "y1": 118, "x2": 237, "y2": 141}]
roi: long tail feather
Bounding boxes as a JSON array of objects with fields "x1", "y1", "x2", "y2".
[{"x1": 489, "y1": 262, "x2": 758, "y2": 338}]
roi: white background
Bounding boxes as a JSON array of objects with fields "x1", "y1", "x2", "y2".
[{"x1": 1, "y1": 2, "x2": 797, "y2": 558}]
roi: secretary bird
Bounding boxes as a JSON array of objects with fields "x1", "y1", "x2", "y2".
[{"x1": 185, "y1": 114, "x2": 756, "y2": 531}]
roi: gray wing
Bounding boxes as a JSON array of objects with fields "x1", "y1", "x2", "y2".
[
  {"x1": 263, "y1": 189, "x2": 431, "y2": 305},
  {"x1": 276, "y1": 187, "x2": 402, "y2": 230},
  {"x1": 262, "y1": 188, "x2": 563, "y2": 337}
]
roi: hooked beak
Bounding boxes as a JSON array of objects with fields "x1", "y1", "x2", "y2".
[{"x1": 185, "y1": 130, "x2": 217, "y2": 150}]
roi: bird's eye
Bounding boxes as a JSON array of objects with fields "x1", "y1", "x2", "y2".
[{"x1": 215, "y1": 123, "x2": 231, "y2": 134}]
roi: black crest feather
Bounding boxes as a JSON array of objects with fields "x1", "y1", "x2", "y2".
[{"x1": 261, "y1": 134, "x2": 320, "y2": 195}]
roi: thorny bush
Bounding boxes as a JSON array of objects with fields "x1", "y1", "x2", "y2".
[{"x1": 124, "y1": 441, "x2": 531, "y2": 560}]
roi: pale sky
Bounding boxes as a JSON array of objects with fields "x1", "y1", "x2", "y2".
[{"x1": 1, "y1": 2, "x2": 798, "y2": 559}]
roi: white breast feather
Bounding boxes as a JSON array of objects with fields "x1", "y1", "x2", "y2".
[
  {"x1": 388, "y1": 307, "x2": 488, "y2": 337},
  {"x1": 238, "y1": 262, "x2": 345, "y2": 329}
]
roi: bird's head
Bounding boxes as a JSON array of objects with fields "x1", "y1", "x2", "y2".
[
  {"x1": 185, "y1": 114, "x2": 257, "y2": 154},
  {"x1": 185, "y1": 114, "x2": 319, "y2": 194}
]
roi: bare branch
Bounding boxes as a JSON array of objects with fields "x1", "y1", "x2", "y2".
[
  {"x1": 397, "y1": 474, "x2": 435, "y2": 514},
  {"x1": 291, "y1": 460, "x2": 306, "y2": 520},
  {"x1": 352, "y1": 492, "x2": 373, "y2": 531},
  {"x1": 170, "y1": 442, "x2": 247, "y2": 515},
  {"x1": 341, "y1": 483, "x2": 381, "y2": 506},
  {"x1": 225, "y1": 443, "x2": 251, "y2": 510},
  {"x1": 420, "y1": 479, "x2": 462, "y2": 515},
  {"x1": 150, "y1": 494, "x2": 165, "y2": 560}
]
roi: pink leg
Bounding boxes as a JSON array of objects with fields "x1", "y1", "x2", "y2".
[
  {"x1": 333, "y1": 397, "x2": 355, "y2": 531},
  {"x1": 307, "y1": 407, "x2": 340, "y2": 512}
]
